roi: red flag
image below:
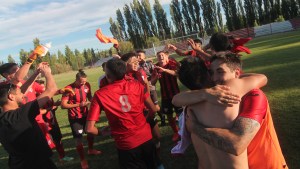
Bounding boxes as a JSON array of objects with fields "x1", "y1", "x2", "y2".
[
  {"x1": 95, "y1": 28, "x2": 119, "y2": 46},
  {"x1": 231, "y1": 37, "x2": 252, "y2": 54}
]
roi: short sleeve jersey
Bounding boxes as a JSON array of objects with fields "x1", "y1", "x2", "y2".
[
  {"x1": 238, "y1": 89, "x2": 288, "y2": 169},
  {"x1": 87, "y1": 78, "x2": 152, "y2": 150},
  {"x1": 238, "y1": 89, "x2": 267, "y2": 124},
  {"x1": 0, "y1": 101, "x2": 52, "y2": 169},
  {"x1": 61, "y1": 82, "x2": 92, "y2": 119},
  {"x1": 23, "y1": 81, "x2": 45, "y2": 103},
  {"x1": 21, "y1": 81, "x2": 45, "y2": 123},
  {"x1": 127, "y1": 69, "x2": 147, "y2": 86},
  {"x1": 42, "y1": 99, "x2": 58, "y2": 130},
  {"x1": 156, "y1": 59, "x2": 180, "y2": 100}
]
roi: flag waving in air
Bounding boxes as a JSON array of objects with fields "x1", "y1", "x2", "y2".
[
  {"x1": 230, "y1": 37, "x2": 252, "y2": 54},
  {"x1": 95, "y1": 28, "x2": 119, "y2": 47}
]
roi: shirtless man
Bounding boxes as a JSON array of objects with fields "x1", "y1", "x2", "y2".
[{"x1": 173, "y1": 53, "x2": 268, "y2": 169}]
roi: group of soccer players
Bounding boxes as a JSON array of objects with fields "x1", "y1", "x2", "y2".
[{"x1": 0, "y1": 32, "x2": 288, "y2": 169}]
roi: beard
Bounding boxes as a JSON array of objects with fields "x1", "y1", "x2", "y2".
[
  {"x1": 18, "y1": 97, "x2": 26, "y2": 107},
  {"x1": 17, "y1": 100, "x2": 24, "y2": 107}
]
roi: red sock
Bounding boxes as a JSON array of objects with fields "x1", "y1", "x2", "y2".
[
  {"x1": 76, "y1": 143, "x2": 85, "y2": 160},
  {"x1": 55, "y1": 141, "x2": 65, "y2": 159},
  {"x1": 87, "y1": 134, "x2": 94, "y2": 150}
]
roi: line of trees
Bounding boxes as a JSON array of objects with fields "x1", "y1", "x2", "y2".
[
  {"x1": 2, "y1": 38, "x2": 135, "y2": 75},
  {"x1": 1, "y1": 0, "x2": 299, "y2": 74},
  {"x1": 109, "y1": 0, "x2": 300, "y2": 49},
  {"x1": 2, "y1": 38, "x2": 117, "y2": 74}
]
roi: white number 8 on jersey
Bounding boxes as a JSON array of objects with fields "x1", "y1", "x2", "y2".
[{"x1": 119, "y1": 95, "x2": 131, "y2": 112}]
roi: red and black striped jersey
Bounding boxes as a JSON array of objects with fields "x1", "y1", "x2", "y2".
[
  {"x1": 61, "y1": 82, "x2": 91, "y2": 119},
  {"x1": 156, "y1": 59, "x2": 180, "y2": 100}
]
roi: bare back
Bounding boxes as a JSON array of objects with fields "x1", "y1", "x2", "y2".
[{"x1": 188, "y1": 77, "x2": 263, "y2": 169}]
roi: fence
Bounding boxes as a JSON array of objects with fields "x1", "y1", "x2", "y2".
[
  {"x1": 143, "y1": 17, "x2": 300, "y2": 57},
  {"x1": 143, "y1": 33, "x2": 211, "y2": 57}
]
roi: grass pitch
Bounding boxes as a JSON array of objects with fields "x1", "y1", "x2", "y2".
[{"x1": 1, "y1": 30, "x2": 300, "y2": 169}]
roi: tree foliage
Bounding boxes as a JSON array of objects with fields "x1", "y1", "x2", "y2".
[
  {"x1": 170, "y1": 0, "x2": 185, "y2": 36},
  {"x1": 7, "y1": 55, "x2": 15, "y2": 63},
  {"x1": 153, "y1": 0, "x2": 171, "y2": 39}
]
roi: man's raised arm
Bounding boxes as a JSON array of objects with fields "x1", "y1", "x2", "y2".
[
  {"x1": 36, "y1": 65, "x2": 57, "y2": 108},
  {"x1": 172, "y1": 85, "x2": 240, "y2": 107}
]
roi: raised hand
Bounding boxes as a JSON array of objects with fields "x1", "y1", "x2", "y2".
[
  {"x1": 39, "y1": 63, "x2": 52, "y2": 77},
  {"x1": 205, "y1": 85, "x2": 241, "y2": 107},
  {"x1": 167, "y1": 44, "x2": 177, "y2": 50}
]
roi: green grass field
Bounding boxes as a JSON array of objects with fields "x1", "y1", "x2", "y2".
[{"x1": 1, "y1": 30, "x2": 300, "y2": 169}]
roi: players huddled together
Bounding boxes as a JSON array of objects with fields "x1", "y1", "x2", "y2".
[{"x1": 0, "y1": 33, "x2": 288, "y2": 169}]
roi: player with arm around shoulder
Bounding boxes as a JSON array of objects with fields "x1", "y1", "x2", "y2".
[{"x1": 174, "y1": 53, "x2": 268, "y2": 169}]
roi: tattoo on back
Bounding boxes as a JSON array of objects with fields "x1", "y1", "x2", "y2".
[{"x1": 194, "y1": 117, "x2": 260, "y2": 154}]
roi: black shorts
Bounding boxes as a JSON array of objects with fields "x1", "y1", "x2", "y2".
[
  {"x1": 49, "y1": 123, "x2": 62, "y2": 143},
  {"x1": 161, "y1": 99, "x2": 183, "y2": 115},
  {"x1": 117, "y1": 140, "x2": 157, "y2": 169},
  {"x1": 68, "y1": 117, "x2": 87, "y2": 138}
]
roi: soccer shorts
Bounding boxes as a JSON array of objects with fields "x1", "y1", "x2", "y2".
[
  {"x1": 68, "y1": 117, "x2": 87, "y2": 138},
  {"x1": 117, "y1": 139, "x2": 157, "y2": 169},
  {"x1": 49, "y1": 122, "x2": 63, "y2": 143}
]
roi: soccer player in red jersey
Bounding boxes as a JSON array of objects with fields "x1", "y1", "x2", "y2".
[
  {"x1": 122, "y1": 52, "x2": 164, "y2": 168},
  {"x1": 61, "y1": 69, "x2": 100, "y2": 169},
  {"x1": 151, "y1": 51, "x2": 182, "y2": 142},
  {"x1": 86, "y1": 58, "x2": 159, "y2": 169},
  {"x1": 136, "y1": 50, "x2": 162, "y2": 122},
  {"x1": 167, "y1": 38, "x2": 203, "y2": 58},
  {"x1": 167, "y1": 39, "x2": 211, "y2": 65},
  {"x1": 35, "y1": 80, "x2": 74, "y2": 162}
]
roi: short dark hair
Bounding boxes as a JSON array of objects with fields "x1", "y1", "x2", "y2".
[
  {"x1": 178, "y1": 57, "x2": 211, "y2": 90},
  {"x1": 193, "y1": 38, "x2": 202, "y2": 44},
  {"x1": 102, "y1": 62, "x2": 107, "y2": 68},
  {"x1": 156, "y1": 50, "x2": 169, "y2": 55},
  {"x1": 210, "y1": 52, "x2": 242, "y2": 71},
  {"x1": 106, "y1": 58, "x2": 127, "y2": 81},
  {"x1": 121, "y1": 52, "x2": 137, "y2": 62},
  {"x1": 136, "y1": 49, "x2": 146, "y2": 54},
  {"x1": 0, "y1": 63, "x2": 18, "y2": 77},
  {"x1": 76, "y1": 69, "x2": 87, "y2": 80},
  {"x1": 0, "y1": 83, "x2": 17, "y2": 106},
  {"x1": 209, "y1": 33, "x2": 230, "y2": 52}
]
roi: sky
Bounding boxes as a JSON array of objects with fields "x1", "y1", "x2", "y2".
[{"x1": 0, "y1": 0, "x2": 173, "y2": 63}]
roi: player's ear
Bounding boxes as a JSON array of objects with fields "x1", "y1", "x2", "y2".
[
  {"x1": 235, "y1": 68, "x2": 241, "y2": 78},
  {"x1": 7, "y1": 93, "x2": 15, "y2": 101}
]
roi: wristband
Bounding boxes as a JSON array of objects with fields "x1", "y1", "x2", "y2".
[{"x1": 26, "y1": 58, "x2": 34, "y2": 64}]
